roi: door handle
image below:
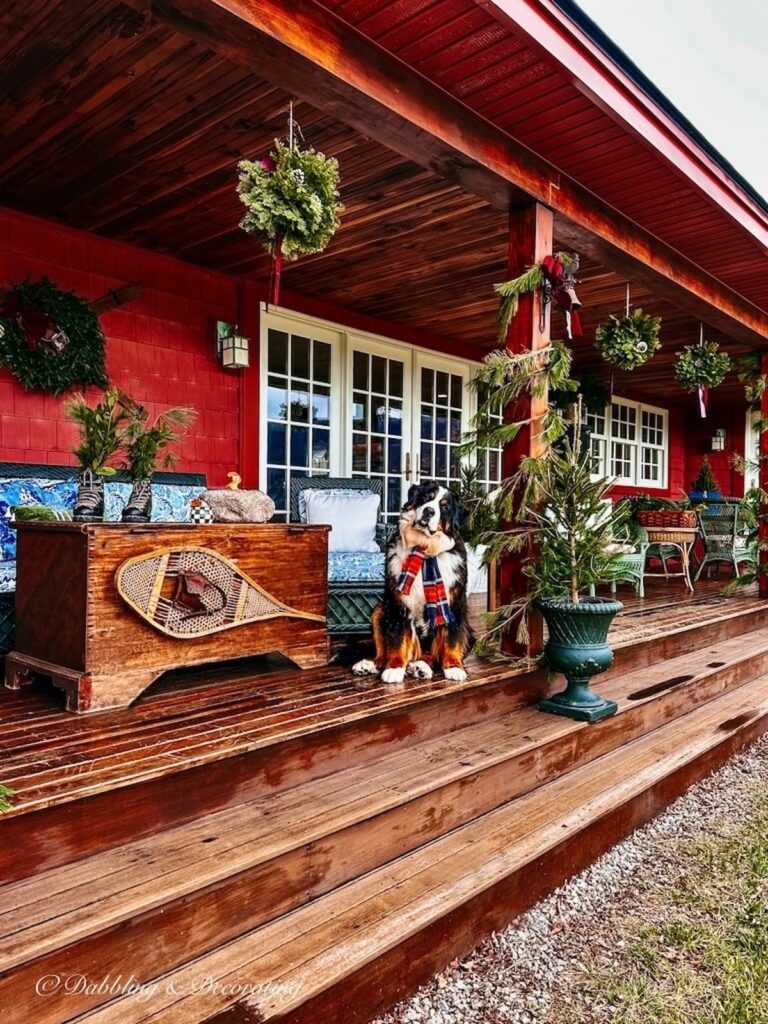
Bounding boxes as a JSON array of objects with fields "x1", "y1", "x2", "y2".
[
  {"x1": 405, "y1": 451, "x2": 411, "y2": 481},
  {"x1": 415, "y1": 453, "x2": 421, "y2": 483}
]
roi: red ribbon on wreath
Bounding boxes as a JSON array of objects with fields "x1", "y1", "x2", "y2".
[
  {"x1": 540, "y1": 255, "x2": 583, "y2": 339},
  {"x1": 0, "y1": 293, "x2": 55, "y2": 352}
]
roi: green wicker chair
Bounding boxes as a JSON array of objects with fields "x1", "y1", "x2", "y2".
[
  {"x1": 694, "y1": 501, "x2": 754, "y2": 581},
  {"x1": 290, "y1": 476, "x2": 386, "y2": 636},
  {"x1": 608, "y1": 526, "x2": 649, "y2": 597}
]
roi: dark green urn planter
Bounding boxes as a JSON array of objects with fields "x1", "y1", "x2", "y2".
[{"x1": 535, "y1": 595, "x2": 623, "y2": 723}]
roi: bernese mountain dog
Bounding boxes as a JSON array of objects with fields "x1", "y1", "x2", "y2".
[{"x1": 353, "y1": 481, "x2": 474, "y2": 686}]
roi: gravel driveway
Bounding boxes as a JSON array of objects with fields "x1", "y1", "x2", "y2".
[{"x1": 375, "y1": 734, "x2": 768, "y2": 1024}]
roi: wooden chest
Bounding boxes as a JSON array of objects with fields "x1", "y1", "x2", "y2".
[{"x1": 5, "y1": 522, "x2": 330, "y2": 713}]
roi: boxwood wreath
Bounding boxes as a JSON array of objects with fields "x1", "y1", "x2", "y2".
[
  {"x1": 674, "y1": 340, "x2": 731, "y2": 391},
  {"x1": 594, "y1": 308, "x2": 661, "y2": 370},
  {"x1": 0, "y1": 277, "x2": 107, "y2": 395}
]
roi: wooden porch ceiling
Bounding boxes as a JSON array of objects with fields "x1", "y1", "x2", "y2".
[{"x1": 0, "y1": 0, "x2": 757, "y2": 400}]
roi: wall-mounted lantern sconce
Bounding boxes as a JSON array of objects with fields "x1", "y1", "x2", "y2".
[
  {"x1": 216, "y1": 321, "x2": 250, "y2": 369},
  {"x1": 711, "y1": 428, "x2": 726, "y2": 452}
]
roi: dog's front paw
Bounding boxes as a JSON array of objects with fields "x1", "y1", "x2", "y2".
[
  {"x1": 352, "y1": 659, "x2": 378, "y2": 676},
  {"x1": 443, "y1": 666, "x2": 468, "y2": 682},
  {"x1": 407, "y1": 659, "x2": 433, "y2": 680},
  {"x1": 381, "y1": 667, "x2": 406, "y2": 686}
]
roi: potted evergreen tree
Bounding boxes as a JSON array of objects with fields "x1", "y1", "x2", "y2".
[
  {"x1": 689, "y1": 456, "x2": 722, "y2": 501},
  {"x1": 462, "y1": 346, "x2": 627, "y2": 722},
  {"x1": 121, "y1": 403, "x2": 195, "y2": 522}
]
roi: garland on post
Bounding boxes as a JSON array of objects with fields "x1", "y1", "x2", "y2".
[
  {"x1": 0, "y1": 277, "x2": 107, "y2": 395},
  {"x1": 237, "y1": 104, "x2": 344, "y2": 305},
  {"x1": 495, "y1": 252, "x2": 582, "y2": 342}
]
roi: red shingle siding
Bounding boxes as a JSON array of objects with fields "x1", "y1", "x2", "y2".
[{"x1": 0, "y1": 207, "x2": 240, "y2": 485}]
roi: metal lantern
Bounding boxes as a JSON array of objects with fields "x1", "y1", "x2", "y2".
[
  {"x1": 711, "y1": 428, "x2": 726, "y2": 452},
  {"x1": 216, "y1": 320, "x2": 250, "y2": 369}
]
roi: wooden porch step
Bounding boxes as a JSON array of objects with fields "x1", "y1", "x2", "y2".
[
  {"x1": 64, "y1": 672, "x2": 768, "y2": 1024},
  {"x1": 3, "y1": 593, "x2": 767, "y2": 885},
  {"x1": 4, "y1": 630, "x2": 768, "y2": 1023}
]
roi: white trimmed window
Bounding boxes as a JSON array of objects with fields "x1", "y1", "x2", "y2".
[{"x1": 586, "y1": 397, "x2": 668, "y2": 488}]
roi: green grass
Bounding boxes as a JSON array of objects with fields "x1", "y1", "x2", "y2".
[
  {"x1": 0, "y1": 785, "x2": 14, "y2": 813},
  {"x1": 559, "y1": 788, "x2": 768, "y2": 1024}
]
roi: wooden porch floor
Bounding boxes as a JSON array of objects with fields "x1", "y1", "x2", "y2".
[
  {"x1": 3, "y1": 578, "x2": 768, "y2": 1023},
  {"x1": 1, "y1": 580, "x2": 762, "y2": 829}
]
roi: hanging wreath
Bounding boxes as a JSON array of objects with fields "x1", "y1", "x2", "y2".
[
  {"x1": 674, "y1": 340, "x2": 731, "y2": 391},
  {"x1": 0, "y1": 277, "x2": 108, "y2": 395},
  {"x1": 594, "y1": 308, "x2": 661, "y2": 370},
  {"x1": 495, "y1": 252, "x2": 582, "y2": 342},
  {"x1": 237, "y1": 109, "x2": 344, "y2": 305}
]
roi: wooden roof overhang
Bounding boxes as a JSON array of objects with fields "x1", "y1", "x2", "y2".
[{"x1": 1, "y1": 0, "x2": 767, "y2": 403}]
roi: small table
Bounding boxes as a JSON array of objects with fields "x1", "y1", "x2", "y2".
[{"x1": 643, "y1": 526, "x2": 698, "y2": 592}]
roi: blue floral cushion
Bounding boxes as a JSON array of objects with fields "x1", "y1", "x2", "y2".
[
  {"x1": 0, "y1": 478, "x2": 77, "y2": 560},
  {"x1": 104, "y1": 482, "x2": 203, "y2": 523},
  {"x1": 328, "y1": 551, "x2": 386, "y2": 583},
  {"x1": 0, "y1": 561, "x2": 16, "y2": 594},
  {"x1": 0, "y1": 476, "x2": 204, "y2": 569}
]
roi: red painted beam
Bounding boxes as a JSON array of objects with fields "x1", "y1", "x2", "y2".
[
  {"x1": 133, "y1": 0, "x2": 768, "y2": 346},
  {"x1": 499, "y1": 203, "x2": 552, "y2": 655}
]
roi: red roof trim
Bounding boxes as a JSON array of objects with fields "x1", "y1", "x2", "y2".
[{"x1": 478, "y1": 0, "x2": 768, "y2": 249}]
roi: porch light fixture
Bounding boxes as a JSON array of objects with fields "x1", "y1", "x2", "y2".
[
  {"x1": 216, "y1": 321, "x2": 250, "y2": 369},
  {"x1": 711, "y1": 428, "x2": 726, "y2": 452}
]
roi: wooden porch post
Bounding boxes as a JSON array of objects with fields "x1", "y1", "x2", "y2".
[
  {"x1": 760, "y1": 352, "x2": 768, "y2": 597},
  {"x1": 499, "y1": 202, "x2": 553, "y2": 655}
]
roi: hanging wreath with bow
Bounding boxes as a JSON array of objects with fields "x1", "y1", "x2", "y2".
[
  {"x1": 595, "y1": 308, "x2": 661, "y2": 370},
  {"x1": 237, "y1": 103, "x2": 344, "y2": 306},
  {"x1": 0, "y1": 277, "x2": 108, "y2": 395},
  {"x1": 495, "y1": 252, "x2": 582, "y2": 342},
  {"x1": 675, "y1": 331, "x2": 731, "y2": 417}
]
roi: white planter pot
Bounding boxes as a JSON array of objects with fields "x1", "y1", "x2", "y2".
[{"x1": 466, "y1": 544, "x2": 489, "y2": 594}]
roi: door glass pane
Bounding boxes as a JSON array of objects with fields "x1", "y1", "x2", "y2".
[
  {"x1": 314, "y1": 341, "x2": 331, "y2": 383},
  {"x1": 417, "y1": 366, "x2": 466, "y2": 488},
  {"x1": 267, "y1": 330, "x2": 288, "y2": 374},
  {"x1": 291, "y1": 335, "x2": 310, "y2": 380},
  {"x1": 349, "y1": 348, "x2": 408, "y2": 524},
  {"x1": 265, "y1": 326, "x2": 335, "y2": 520}
]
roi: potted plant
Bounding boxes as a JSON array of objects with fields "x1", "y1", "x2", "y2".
[
  {"x1": 121, "y1": 403, "x2": 195, "y2": 522},
  {"x1": 462, "y1": 346, "x2": 626, "y2": 722},
  {"x1": 689, "y1": 456, "x2": 722, "y2": 501},
  {"x1": 595, "y1": 308, "x2": 661, "y2": 370},
  {"x1": 65, "y1": 387, "x2": 130, "y2": 521}
]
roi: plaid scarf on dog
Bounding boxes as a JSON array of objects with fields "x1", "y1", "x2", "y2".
[{"x1": 396, "y1": 548, "x2": 455, "y2": 628}]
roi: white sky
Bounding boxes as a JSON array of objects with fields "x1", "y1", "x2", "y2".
[{"x1": 574, "y1": 0, "x2": 768, "y2": 202}]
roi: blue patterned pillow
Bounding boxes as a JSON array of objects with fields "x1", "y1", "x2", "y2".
[
  {"x1": 0, "y1": 478, "x2": 76, "y2": 560},
  {"x1": 104, "y1": 482, "x2": 204, "y2": 523}
]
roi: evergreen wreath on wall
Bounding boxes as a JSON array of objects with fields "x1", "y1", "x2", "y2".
[
  {"x1": 594, "y1": 308, "x2": 661, "y2": 370},
  {"x1": 0, "y1": 277, "x2": 108, "y2": 395}
]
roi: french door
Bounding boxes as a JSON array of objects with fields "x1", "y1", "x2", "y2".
[{"x1": 260, "y1": 309, "x2": 483, "y2": 521}]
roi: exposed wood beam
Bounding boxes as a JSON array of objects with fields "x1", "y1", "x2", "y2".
[{"x1": 134, "y1": 0, "x2": 768, "y2": 345}]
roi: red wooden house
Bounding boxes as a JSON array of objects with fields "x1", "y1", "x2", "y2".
[{"x1": 2, "y1": 2, "x2": 768, "y2": 1022}]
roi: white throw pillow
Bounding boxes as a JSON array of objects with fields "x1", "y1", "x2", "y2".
[{"x1": 304, "y1": 489, "x2": 381, "y2": 552}]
